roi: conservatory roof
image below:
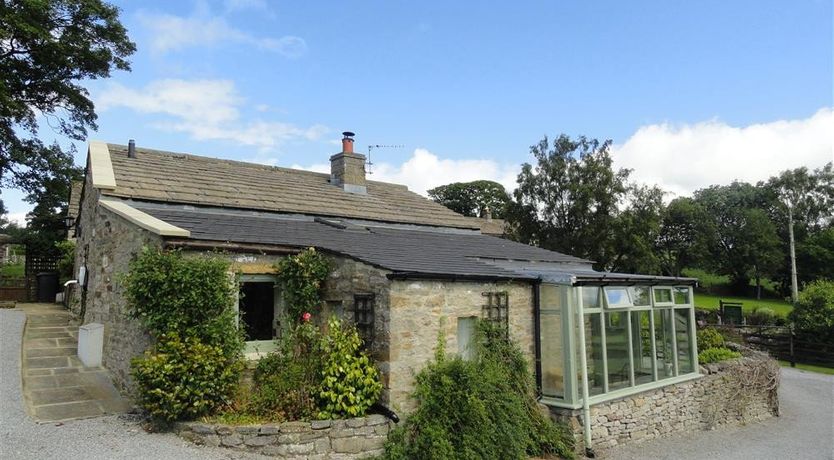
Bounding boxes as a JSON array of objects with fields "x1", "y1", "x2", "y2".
[{"x1": 481, "y1": 260, "x2": 698, "y2": 286}]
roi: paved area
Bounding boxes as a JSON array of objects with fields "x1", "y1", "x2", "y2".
[
  {"x1": 603, "y1": 367, "x2": 834, "y2": 460},
  {"x1": 19, "y1": 303, "x2": 131, "y2": 422},
  {"x1": 1, "y1": 308, "x2": 265, "y2": 459}
]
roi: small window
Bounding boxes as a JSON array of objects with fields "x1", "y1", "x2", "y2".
[
  {"x1": 673, "y1": 287, "x2": 690, "y2": 305},
  {"x1": 629, "y1": 286, "x2": 651, "y2": 306},
  {"x1": 604, "y1": 287, "x2": 631, "y2": 308},
  {"x1": 457, "y1": 317, "x2": 477, "y2": 361},
  {"x1": 482, "y1": 292, "x2": 509, "y2": 326},
  {"x1": 354, "y1": 294, "x2": 374, "y2": 346},
  {"x1": 653, "y1": 287, "x2": 673, "y2": 305},
  {"x1": 582, "y1": 286, "x2": 601, "y2": 309}
]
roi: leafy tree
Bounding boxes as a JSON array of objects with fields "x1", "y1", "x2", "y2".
[
  {"x1": 609, "y1": 184, "x2": 665, "y2": 274},
  {"x1": 506, "y1": 135, "x2": 630, "y2": 270},
  {"x1": 656, "y1": 197, "x2": 710, "y2": 277},
  {"x1": 428, "y1": 180, "x2": 511, "y2": 218},
  {"x1": 763, "y1": 163, "x2": 834, "y2": 301},
  {"x1": 796, "y1": 228, "x2": 834, "y2": 285},
  {"x1": 788, "y1": 280, "x2": 834, "y2": 344},
  {"x1": 1, "y1": 0, "x2": 135, "y2": 195},
  {"x1": 693, "y1": 182, "x2": 781, "y2": 295}
]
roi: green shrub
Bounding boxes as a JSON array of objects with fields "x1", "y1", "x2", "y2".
[
  {"x1": 698, "y1": 347, "x2": 742, "y2": 364},
  {"x1": 132, "y1": 334, "x2": 243, "y2": 422},
  {"x1": 276, "y1": 248, "x2": 330, "y2": 323},
  {"x1": 381, "y1": 321, "x2": 574, "y2": 460},
  {"x1": 745, "y1": 307, "x2": 785, "y2": 326},
  {"x1": 55, "y1": 240, "x2": 75, "y2": 282},
  {"x1": 789, "y1": 280, "x2": 834, "y2": 344},
  {"x1": 317, "y1": 318, "x2": 382, "y2": 419},
  {"x1": 249, "y1": 321, "x2": 323, "y2": 421},
  {"x1": 697, "y1": 327, "x2": 725, "y2": 350},
  {"x1": 124, "y1": 249, "x2": 245, "y2": 422}
]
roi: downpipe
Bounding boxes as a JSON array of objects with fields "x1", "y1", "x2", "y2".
[{"x1": 371, "y1": 402, "x2": 399, "y2": 423}]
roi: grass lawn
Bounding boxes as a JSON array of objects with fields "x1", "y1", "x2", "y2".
[
  {"x1": 0, "y1": 263, "x2": 24, "y2": 277},
  {"x1": 778, "y1": 360, "x2": 834, "y2": 376},
  {"x1": 694, "y1": 292, "x2": 793, "y2": 317}
]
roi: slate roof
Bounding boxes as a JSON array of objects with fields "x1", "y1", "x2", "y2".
[
  {"x1": 131, "y1": 201, "x2": 591, "y2": 280},
  {"x1": 103, "y1": 144, "x2": 478, "y2": 229},
  {"x1": 67, "y1": 181, "x2": 83, "y2": 220}
]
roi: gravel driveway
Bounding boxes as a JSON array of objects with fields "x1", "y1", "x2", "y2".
[
  {"x1": 603, "y1": 362, "x2": 834, "y2": 459},
  {"x1": 0, "y1": 309, "x2": 265, "y2": 460}
]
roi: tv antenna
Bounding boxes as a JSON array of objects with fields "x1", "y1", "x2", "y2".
[{"x1": 366, "y1": 144, "x2": 404, "y2": 174}]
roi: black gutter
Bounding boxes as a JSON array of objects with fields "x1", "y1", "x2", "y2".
[
  {"x1": 532, "y1": 279, "x2": 543, "y2": 395},
  {"x1": 574, "y1": 276, "x2": 698, "y2": 286}
]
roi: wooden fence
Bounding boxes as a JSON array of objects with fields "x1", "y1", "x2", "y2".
[{"x1": 714, "y1": 324, "x2": 834, "y2": 368}]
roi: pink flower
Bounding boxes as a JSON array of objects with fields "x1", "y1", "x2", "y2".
[{"x1": 302, "y1": 312, "x2": 312, "y2": 322}]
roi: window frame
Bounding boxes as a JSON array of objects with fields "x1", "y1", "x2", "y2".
[{"x1": 354, "y1": 293, "x2": 375, "y2": 347}]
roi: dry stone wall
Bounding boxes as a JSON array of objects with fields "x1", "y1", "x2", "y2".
[
  {"x1": 551, "y1": 351, "x2": 780, "y2": 452},
  {"x1": 176, "y1": 414, "x2": 393, "y2": 459}
]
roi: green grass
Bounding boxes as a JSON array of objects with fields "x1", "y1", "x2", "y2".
[
  {"x1": 0, "y1": 264, "x2": 24, "y2": 277},
  {"x1": 778, "y1": 360, "x2": 834, "y2": 376},
  {"x1": 693, "y1": 292, "x2": 793, "y2": 317}
]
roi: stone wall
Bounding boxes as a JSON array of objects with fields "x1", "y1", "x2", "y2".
[
  {"x1": 72, "y1": 172, "x2": 162, "y2": 391},
  {"x1": 176, "y1": 414, "x2": 392, "y2": 459},
  {"x1": 387, "y1": 279, "x2": 535, "y2": 412},
  {"x1": 550, "y1": 351, "x2": 780, "y2": 452}
]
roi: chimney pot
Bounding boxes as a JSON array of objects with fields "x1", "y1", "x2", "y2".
[
  {"x1": 331, "y1": 131, "x2": 366, "y2": 194},
  {"x1": 128, "y1": 139, "x2": 136, "y2": 158}
]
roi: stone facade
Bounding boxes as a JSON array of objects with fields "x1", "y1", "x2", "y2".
[
  {"x1": 550, "y1": 351, "x2": 780, "y2": 453},
  {"x1": 72, "y1": 172, "x2": 162, "y2": 391},
  {"x1": 176, "y1": 414, "x2": 393, "y2": 459},
  {"x1": 387, "y1": 279, "x2": 536, "y2": 412}
]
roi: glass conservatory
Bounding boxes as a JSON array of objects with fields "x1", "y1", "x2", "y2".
[{"x1": 537, "y1": 281, "x2": 699, "y2": 409}]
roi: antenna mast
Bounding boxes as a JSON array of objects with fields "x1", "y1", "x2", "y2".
[{"x1": 366, "y1": 144, "x2": 404, "y2": 174}]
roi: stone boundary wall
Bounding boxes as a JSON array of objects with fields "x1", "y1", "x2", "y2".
[
  {"x1": 551, "y1": 349, "x2": 780, "y2": 452},
  {"x1": 176, "y1": 414, "x2": 393, "y2": 459}
]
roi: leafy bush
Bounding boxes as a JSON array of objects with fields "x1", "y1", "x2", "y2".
[
  {"x1": 789, "y1": 280, "x2": 834, "y2": 344},
  {"x1": 317, "y1": 318, "x2": 382, "y2": 419},
  {"x1": 132, "y1": 334, "x2": 243, "y2": 422},
  {"x1": 248, "y1": 321, "x2": 322, "y2": 421},
  {"x1": 697, "y1": 327, "x2": 725, "y2": 350},
  {"x1": 698, "y1": 347, "x2": 742, "y2": 364},
  {"x1": 381, "y1": 321, "x2": 574, "y2": 460},
  {"x1": 124, "y1": 249, "x2": 244, "y2": 422},
  {"x1": 276, "y1": 248, "x2": 330, "y2": 323},
  {"x1": 745, "y1": 307, "x2": 785, "y2": 326},
  {"x1": 55, "y1": 240, "x2": 75, "y2": 281}
]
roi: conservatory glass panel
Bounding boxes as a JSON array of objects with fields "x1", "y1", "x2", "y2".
[
  {"x1": 583, "y1": 286, "x2": 601, "y2": 309},
  {"x1": 605, "y1": 311, "x2": 631, "y2": 390},
  {"x1": 673, "y1": 287, "x2": 691, "y2": 305},
  {"x1": 583, "y1": 313, "x2": 605, "y2": 396},
  {"x1": 631, "y1": 310, "x2": 654, "y2": 384},
  {"x1": 540, "y1": 285, "x2": 565, "y2": 398},
  {"x1": 653, "y1": 287, "x2": 673, "y2": 304},
  {"x1": 654, "y1": 309, "x2": 675, "y2": 379},
  {"x1": 604, "y1": 287, "x2": 631, "y2": 308},
  {"x1": 675, "y1": 309, "x2": 694, "y2": 374},
  {"x1": 629, "y1": 286, "x2": 651, "y2": 306}
]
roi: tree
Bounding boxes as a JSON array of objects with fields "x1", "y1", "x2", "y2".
[
  {"x1": 1, "y1": 0, "x2": 135, "y2": 195},
  {"x1": 428, "y1": 180, "x2": 511, "y2": 218},
  {"x1": 609, "y1": 184, "x2": 665, "y2": 274},
  {"x1": 656, "y1": 197, "x2": 710, "y2": 277},
  {"x1": 763, "y1": 163, "x2": 834, "y2": 302},
  {"x1": 693, "y1": 182, "x2": 782, "y2": 296},
  {"x1": 788, "y1": 280, "x2": 834, "y2": 345},
  {"x1": 506, "y1": 135, "x2": 630, "y2": 270}
]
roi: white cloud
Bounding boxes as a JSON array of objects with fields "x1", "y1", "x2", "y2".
[
  {"x1": 612, "y1": 108, "x2": 834, "y2": 198},
  {"x1": 7, "y1": 212, "x2": 26, "y2": 227},
  {"x1": 224, "y1": 0, "x2": 269, "y2": 13},
  {"x1": 97, "y1": 79, "x2": 327, "y2": 150},
  {"x1": 292, "y1": 148, "x2": 518, "y2": 196},
  {"x1": 136, "y1": 11, "x2": 305, "y2": 57}
]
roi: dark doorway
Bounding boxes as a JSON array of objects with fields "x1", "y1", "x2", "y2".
[{"x1": 239, "y1": 282, "x2": 275, "y2": 341}]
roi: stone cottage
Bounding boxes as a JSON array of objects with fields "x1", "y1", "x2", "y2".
[{"x1": 70, "y1": 133, "x2": 712, "y2": 450}]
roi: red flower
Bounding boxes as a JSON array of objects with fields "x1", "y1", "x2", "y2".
[{"x1": 302, "y1": 312, "x2": 312, "y2": 322}]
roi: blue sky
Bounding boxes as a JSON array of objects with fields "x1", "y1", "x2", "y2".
[{"x1": 4, "y1": 0, "x2": 833, "y2": 223}]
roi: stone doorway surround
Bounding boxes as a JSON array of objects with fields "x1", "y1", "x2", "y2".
[{"x1": 19, "y1": 303, "x2": 132, "y2": 422}]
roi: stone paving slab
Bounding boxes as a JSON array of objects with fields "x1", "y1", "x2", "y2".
[{"x1": 17, "y1": 303, "x2": 133, "y2": 423}]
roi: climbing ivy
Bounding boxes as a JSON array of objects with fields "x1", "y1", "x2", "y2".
[{"x1": 276, "y1": 247, "x2": 330, "y2": 322}]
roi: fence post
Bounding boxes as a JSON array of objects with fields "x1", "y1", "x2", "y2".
[{"x1": 789, "y1": 325, "x2": 796, "y2": 368}]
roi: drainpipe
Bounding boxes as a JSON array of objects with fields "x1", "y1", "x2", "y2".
[
  {"x1": 533, "y1": 280, "x2": 542, "y2": 393},
  {"x1": 575, "y1": 285, "x2": 595, "y2": 457}
]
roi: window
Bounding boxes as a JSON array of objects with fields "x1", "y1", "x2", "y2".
[
  {"x1": 583, "y1": 313, "x2": 605, "y2": 396},
  {"x1": 675, "y1": 309, "x2": 694, "y2": 374},
  {"x1": 654, "y1": 309, "x2": 675, "y2": 379},
  {"x1": 604, "y1": 287, "x2": 631, "y2": 308},
  {"x1": 457, "y1": 317, "x2": 477, "y2": 361},
  {"x1": 653, "y1": 287, "x2": 673, "y2": 305},
  {"x1": 630, "y1": 310, "x2": 654, "y2": 384},
  {"x1": 482, "y1": 291, "x2": 509, "y2": 326},
  {"x1": 540, "y1": 284, "x2": 566, "y2": 398},
  {"x1": 673, "y1": 287, "x2": 691, "y2": 305},
  {"x1": 354, "y1": 294, "x2": 374, "y2": 346},
  {"x1": 629, "y1": 286, "x2": 651, "y2": 306},
  {"x1": 582, "y1": 286, "x2": 601, "y2": 309},
  {"x1": 605, "y1": 311, "x2": 631, "y2": 390}
]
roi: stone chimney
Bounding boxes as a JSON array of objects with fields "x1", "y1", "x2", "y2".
[{"x1": 330, "y1": 131, "x2": 367, "y2": 194}]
